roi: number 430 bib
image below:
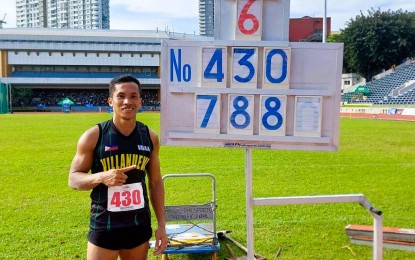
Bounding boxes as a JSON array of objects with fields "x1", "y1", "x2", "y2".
[{"x1": 107, "y1": 183, "x2": 145, "y2": 212}]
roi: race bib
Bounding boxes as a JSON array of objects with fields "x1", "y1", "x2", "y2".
[{"x1": 107, "y1": 183, "x2": 145, "y2": 212}]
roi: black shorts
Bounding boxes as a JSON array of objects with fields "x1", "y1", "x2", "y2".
[{"x1": 88, "y1": 224, "x2": 152, "y2": 250}]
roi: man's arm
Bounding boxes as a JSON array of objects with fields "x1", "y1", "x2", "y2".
[
  {"x1": 68, "y1": 126, "x2": 132, "y2": 190},
  {"x1": 146, "y1": 129, "x2": 168, "y2": 256}
]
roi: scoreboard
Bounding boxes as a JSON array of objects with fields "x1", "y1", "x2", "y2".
[{"x1": 160, "y1": 0, "x2": 343, "y2": 152}]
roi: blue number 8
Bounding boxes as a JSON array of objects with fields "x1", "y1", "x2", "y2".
[
  {"x1": 262, "y1": 97, "x2": 283, "y2": 130},
  {"x1": 230, "y1": 96, "x2": 250, "y2": 129}
]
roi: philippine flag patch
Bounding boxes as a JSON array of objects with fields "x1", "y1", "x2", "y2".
[{"x1": 105, "y1": 145, "x2": 118, "y2": 152}]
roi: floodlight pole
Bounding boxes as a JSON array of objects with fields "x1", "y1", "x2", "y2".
[{"x1": 323, "y1": 0, "x2": 327, "y2": 43}]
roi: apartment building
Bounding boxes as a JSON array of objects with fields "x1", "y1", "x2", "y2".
[{"x1": 16, "y1": 0, "x2": 110, "y2": 29}]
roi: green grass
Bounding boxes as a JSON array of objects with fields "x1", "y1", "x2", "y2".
[{"x1": 0, "y1": 113, "x2": 414, "y2": 259}]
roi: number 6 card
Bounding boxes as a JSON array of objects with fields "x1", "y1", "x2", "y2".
[{"x1": 236, "y1": 0, "x2": 263, "y2": 40}]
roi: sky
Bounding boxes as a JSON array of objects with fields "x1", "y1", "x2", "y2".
[{"x1": 1, "y1": 0, "x2": 414, "y2": 34}]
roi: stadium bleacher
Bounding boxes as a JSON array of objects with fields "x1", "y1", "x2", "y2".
[
  {"x1": 342, "y1": 63, "x2": 415, "y2": 105},
  {"x1": 12, "y1": 88, "x2": 160, "y2": 112}
]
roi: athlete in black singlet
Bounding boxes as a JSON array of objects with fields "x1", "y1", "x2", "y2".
[{"x1": 69, "y1": 75, "x2": 167, "y2": 260}]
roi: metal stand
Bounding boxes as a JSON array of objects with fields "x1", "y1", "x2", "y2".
[
  {"x1": 244, "y1": 148, "x2": 383, "y2": 259},
  {"x1": 245, "y1": 148, "x2": 254, "y2": 259}
]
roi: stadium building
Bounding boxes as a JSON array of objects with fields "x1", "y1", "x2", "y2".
[
  {"x1": 289, "y1": 16, "x2": 331, "y2": 42},
  {"x1": 0, "y1": 26, "x2": 413, "y2": 113},
  {"x1": 0, "y1": 28, "x2": 210, "y2": 112}
]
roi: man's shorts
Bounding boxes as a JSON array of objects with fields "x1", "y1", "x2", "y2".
[{"x1": 87, "y1": 224, "x2": 152, "y2": 250}]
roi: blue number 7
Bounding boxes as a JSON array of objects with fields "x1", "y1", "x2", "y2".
[{"x1": 197, "y1": 95, "x2": 218, "y2": 128}]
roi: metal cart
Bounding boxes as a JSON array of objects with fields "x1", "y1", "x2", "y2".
[{"x1": 161, "y1": 173, "x2": 220, "y2": 260}]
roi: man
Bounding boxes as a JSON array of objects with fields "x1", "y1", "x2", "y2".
[{"x1": 69, "y1": 74, "x2": 167, "y2": 260}]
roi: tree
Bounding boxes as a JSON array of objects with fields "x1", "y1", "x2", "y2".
[
  {"x1": 327, "y1": 33, "x2": 342, "y2": 43},
  {"x1": 334, "y1": 8, "x2": 415, "y2": 80}
]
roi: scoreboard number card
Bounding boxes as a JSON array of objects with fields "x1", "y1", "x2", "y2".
[
  {"x1": 231, "y1": 47, "x2": 258, "y2": 88},
  {"x1": 262, "y1": 47, "x2": 290, "y2": 89},
  {"x1": 201, "y1": 47, "x2": 227, "y2": 88},
  {"x1": 294, "y1": 96, "x2": 323, "y2": 137},
  {"x1": 227, "y1": 94, "x2": 255, "y2": 135},
  {"x1": 259, "y1": 95, "x2": 286, "y2": 136},
  {"x1": 194, "y1": 94, "x2": 221, "y2": 134},
  {"x1": 236, "y1": 0, "x2": 263, "y2": 40}
]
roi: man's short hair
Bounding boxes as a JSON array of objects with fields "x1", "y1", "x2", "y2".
[{"x1": 109, "y1": 74, "x2": 142, "y2": 97}]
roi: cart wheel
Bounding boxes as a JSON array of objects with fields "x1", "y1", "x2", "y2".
[
  {"x1": 161, "y1": 254, "x2": 168, "y2": 260},
  {"x1": 211, "y1": 252, "x2": 217, "y2": 260}
]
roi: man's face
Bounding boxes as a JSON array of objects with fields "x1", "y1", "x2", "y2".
[{"x1": 108, "y1": 82, "x2": 142, "y2": 120}]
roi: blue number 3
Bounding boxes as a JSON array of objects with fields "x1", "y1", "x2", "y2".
[{"x1": 234, "y1": 48, "x2": 255, "y2": 83}]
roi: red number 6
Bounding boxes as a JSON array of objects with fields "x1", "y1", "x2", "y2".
[{"x1": 238, "y1": 0, "x2": 259, "y2": 35}]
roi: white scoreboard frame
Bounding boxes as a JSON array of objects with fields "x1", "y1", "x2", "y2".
[{"x1": 160, "y1": 40, "x2": 343, "y2": 152}]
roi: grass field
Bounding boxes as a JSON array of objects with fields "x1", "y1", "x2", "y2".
[{"x1": 0, "y1": 112, "x2": 414, "y2": 259}]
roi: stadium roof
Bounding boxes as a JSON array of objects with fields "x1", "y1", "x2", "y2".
[{"x1": 0, "y1": 28, "x2": 212, "y2": 44}]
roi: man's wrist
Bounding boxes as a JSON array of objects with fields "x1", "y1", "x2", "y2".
[{"x1": 157, "y1": 222, "x2": 166, "y2": 228}]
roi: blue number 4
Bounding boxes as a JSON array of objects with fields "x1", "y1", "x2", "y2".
[
  {"x1": 203, "y1": 48, "x2": 224, "y2": 82},
  {"x1": 197, "y1": 95, "x2": 218, "y2": 128}
]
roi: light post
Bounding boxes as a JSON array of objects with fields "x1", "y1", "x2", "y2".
[{"x1": 323, "y1": 0, "x2": 327, "y2": 43}]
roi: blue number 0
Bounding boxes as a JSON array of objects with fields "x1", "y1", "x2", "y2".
[
  {"x1": 233, "y1": 48, "x2": 255, "y2": 83},
  {"x1": 197, "y1": 95, "x2": 218, "y2": 128},
  {"x1": 262, "y1": 97, "x2": 283, "y2": 130},
  {"x1": 265, "y1": 49, "x2": 288, "y2": 83},
  {"x1": 230, "y1": 96, "x2": 250, "y2": 129}
]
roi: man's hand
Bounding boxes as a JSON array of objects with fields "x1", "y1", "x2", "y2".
[
  {"x1": 100, "y1": 165, "x2": 136, "y2": 187},
  {"x1": 153, "y1": 225, "x2": 168, "y2": 256}
]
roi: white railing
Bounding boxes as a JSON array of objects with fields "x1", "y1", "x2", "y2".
[{"x1": 390, "y1": 80, "x2": 415, "y2": 97}]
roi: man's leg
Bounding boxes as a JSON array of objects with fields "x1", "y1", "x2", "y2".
[
  {"x1": 87, "y1": 241, "x2": 119, "y2": 260},
  {"x1": 119, "y1": 241, "x2": 150, "y2": 260}
]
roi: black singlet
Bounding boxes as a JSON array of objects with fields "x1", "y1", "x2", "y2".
[{"x1": 89, "y1": 119, "x2": 153, "y2": 231}]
